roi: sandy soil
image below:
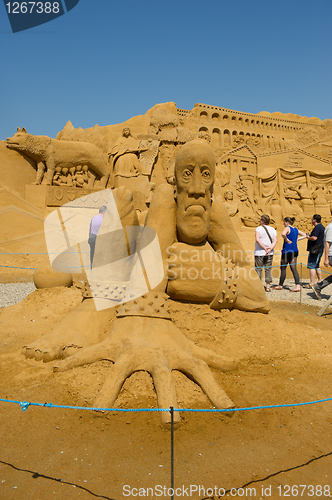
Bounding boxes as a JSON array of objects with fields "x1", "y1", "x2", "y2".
[{"x1": 1, "y1": 283, "x2": 332, "y2": 500}]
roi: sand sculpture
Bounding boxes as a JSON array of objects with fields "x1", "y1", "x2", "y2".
[
  {"x1": 23, "y1": 140, "x2": 269, "y2": 427},
  {"x1": 222, "y1": 190, "x2": 239, "y2": 217},
  {"x1": 33, "y1": 260, "x2": 73, "y2": 289},
  {"x1": 52, "y1": 164, "x2": 93, "y2": 188},
  {"x1": 110, "y1": 128, "x2": 146, "y2": 179},
  {"x1": 2, "y1": 103, "x2": 332, "y2": 232},
  {"x1": 6, "y1": 127, "x2": 110, "y2": 188},
  {"x1": 109, "y1": 127, "x2": 160, "y2": 207}
]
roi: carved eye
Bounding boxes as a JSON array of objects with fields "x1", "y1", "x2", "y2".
[
  {"x1": 182, "y1": 169, "x2": 192, "y2": 179},
  {"x1": 202, "y1": 169, "x2": 211, "y2": 179}
]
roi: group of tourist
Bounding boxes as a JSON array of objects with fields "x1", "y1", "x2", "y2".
[
  {"x1": 88, "y1": 201, "x2": 332, "y2": 300},
  {"x1": 254, "y1": 214, "x2": 332, "y2": 298}
]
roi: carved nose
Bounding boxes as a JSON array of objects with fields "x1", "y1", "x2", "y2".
[{"x1": 188, "y1": 170, "x2": 205, "y2": 196}]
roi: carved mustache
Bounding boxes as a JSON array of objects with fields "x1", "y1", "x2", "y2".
[
  {"x1": 182, "y1": 198, "x2": 211, "y2": 211},
  {"x1": 184, "y1": 204, "x2": 207, "y2": 212}
]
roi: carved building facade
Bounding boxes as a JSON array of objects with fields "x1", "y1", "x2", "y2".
[
  {"x1": 1, "y1": 101, "x2": 331, "y2": 234},
  {"x1": 177, "y1": 103, "x2": 325, "y2": 153}
]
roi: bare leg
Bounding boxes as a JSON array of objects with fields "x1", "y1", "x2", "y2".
[{"x1": 309, "y1": 269, "x2": 316, "y2": 286}]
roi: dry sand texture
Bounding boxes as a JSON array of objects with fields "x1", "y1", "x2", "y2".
[{"x1": 1, "y1": 232, "x2": 332, "y2": 499}]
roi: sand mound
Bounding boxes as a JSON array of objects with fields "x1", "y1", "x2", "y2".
[{"x1": 0, "y1": 288, "x2": 332, "y2": 498}]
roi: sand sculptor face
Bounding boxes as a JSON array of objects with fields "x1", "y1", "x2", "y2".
[
  {"x1": 175, "y1": 140, "x2": 215, "y2": 245},
  {"x1": 224, "y1": 190, "x2": 233, "y2": 201}
]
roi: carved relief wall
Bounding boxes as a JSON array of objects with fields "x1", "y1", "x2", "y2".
[
  {"x1": 1, "y1": 101, "x2": 331, "y2": 229},
  {"x1": 187, "y1": 103, "x2": 307, "y2": 153},
  {"x1": 177, "y1": 104, "x2": 332, "y2": 228}
]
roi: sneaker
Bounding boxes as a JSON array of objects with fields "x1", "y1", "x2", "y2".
[{"x1": 311, "y1": 285, "x2": 322, "y2": 300}]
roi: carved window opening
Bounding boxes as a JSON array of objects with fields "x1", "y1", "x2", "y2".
[
  {"x1": 212, "y1": 128, "x2": 221, "y2": 148},
  {"x1": 224, "y1": 130, "x2": 230, "y2": 147}
]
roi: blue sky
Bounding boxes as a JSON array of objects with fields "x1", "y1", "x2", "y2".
[{"x1": 1, "y1": 0, "x2": 331, "y2": 140}]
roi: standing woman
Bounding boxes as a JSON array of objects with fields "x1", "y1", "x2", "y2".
[
  {"x1": 254, "y1": 214, "x2": 278, "y2": 292},
  {"x1": 274, "y1": 217, "x2": 306, "y2": 292}
]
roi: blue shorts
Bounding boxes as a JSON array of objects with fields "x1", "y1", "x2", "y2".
[{"x1": 307, "y1": 252, "x2": 323, "y2": 270}]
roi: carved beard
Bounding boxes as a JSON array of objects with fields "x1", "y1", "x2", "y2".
[{"x1": 176, "y1": 190, "x2": 212, "y2": 245}]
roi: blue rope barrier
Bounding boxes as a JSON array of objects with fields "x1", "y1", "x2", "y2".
[
  {"x1": 0, "y1": 265, "x2": 84, "y2": 270},
  {"x1": 1, "y1": 262, "x2": 330, "y2": 274},
  {"x1": 1, "y1": 396, "x2": 332, "y2": 414},
  {"x1": 0, "y1": 265, "x2": 36, "y2": 270},
  {"x1": 0, "y1": 251, "x2": 89, "y2": 255},
  {"x1": 0, "y1": 251, "x2": 311, "y2": 257},
  {"x1": 254, "y1": 263, "x2": 331, "y2": 275}
]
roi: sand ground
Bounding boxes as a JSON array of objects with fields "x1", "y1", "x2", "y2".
[{"x1": 1, "y1": 227, "x2": 332, "y2": 500}]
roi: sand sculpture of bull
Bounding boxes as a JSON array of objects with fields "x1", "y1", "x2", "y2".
[{"x1": 6, "y1": 127, "x2": 110, "y2": 188}]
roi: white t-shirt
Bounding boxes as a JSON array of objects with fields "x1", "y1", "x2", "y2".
[
  {"x1": 325, "y1": 221, "x2": 332, "y2": 257},
  {"x1": 255, "y1": 225, "x2": 277, "y2": 256}
]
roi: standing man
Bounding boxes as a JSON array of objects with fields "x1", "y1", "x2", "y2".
[
  {"x1": 312, "y1": 218, "x2": 332, "y2": 299},
  {"x1": 304, "y1": 214, "x2": 324, "y2": 288},
  {"x1": 254, "y1": 215, "x2": 278, "y2": 292},
  {"x1": 88, "y1": 205, "x2": 107, "y2": 267}
]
